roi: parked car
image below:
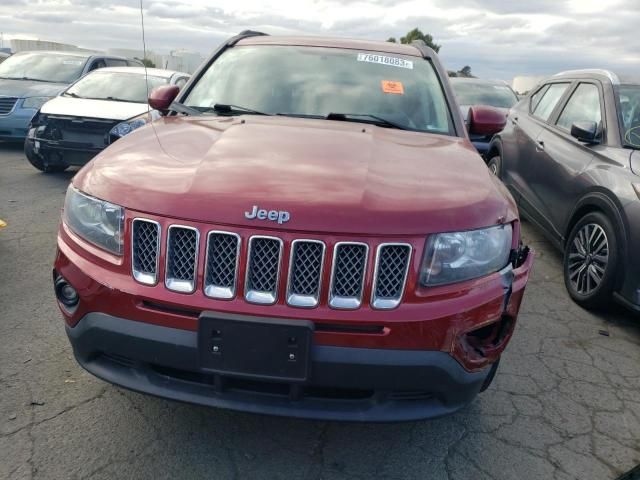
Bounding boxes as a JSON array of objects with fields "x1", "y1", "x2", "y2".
[
  {"x1": 24, "y1": 67, "x2": 190, "y2": 172},
  {"x1": 451, "y1": 77, "x2": 519, "y2": 156},
  {"x1": 486, "y1": 69, "x2": 640, "y2": 311},
  {"x1": 0, "y1": 51, "x2": 143, "y2": 141},
  {"x1": 54, "y1": 31, "x2": 533, "y2": 422}
]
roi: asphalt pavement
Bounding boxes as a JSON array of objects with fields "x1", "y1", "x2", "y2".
[{"x1": 1, "y1": 142, "x2": 639, "y2": 480}]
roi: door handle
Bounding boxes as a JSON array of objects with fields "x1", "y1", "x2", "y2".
[{"x1": 536, "y1": 140, "x2": 545, "y2": 152}]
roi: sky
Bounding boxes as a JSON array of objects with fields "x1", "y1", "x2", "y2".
[{"x1": 0, "y1": 0, "x2": 638, "y2": 80}]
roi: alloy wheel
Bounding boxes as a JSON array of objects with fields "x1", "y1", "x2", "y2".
[{"x1": 567, "y1": 223, "x2": 609, "y2": 295}]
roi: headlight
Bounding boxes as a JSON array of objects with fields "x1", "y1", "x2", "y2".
[
  {"x1": 109, "y1": 112, "x2": 154, "y2": 142},
  {"x1": 22, "y1": 96, "x2": 53, "y2": 109},
  {"x1": 63, "y1": 186, "x2": 124, "y2": 255},
  {"x1": 420, "y1": 224, "x2": 512, "y2": 286}
]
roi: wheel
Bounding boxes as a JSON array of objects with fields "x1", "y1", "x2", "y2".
[
  {"x1": 24, "y1": 141, "x2": 68, "y2": 173},
  {"x1": 487, "y1": 155, "x2": 502, "y2": 177},
  {"x1": 563, "y1": 211, "x2": 619, "y2": 309}
]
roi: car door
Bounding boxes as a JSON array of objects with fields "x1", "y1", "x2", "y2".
[
  {"x1": 534, "y1": 81, "x2": 604, "y2": 237},
  {"x1": 510, "y1": 82, "x2": 571, "y2": 227}
]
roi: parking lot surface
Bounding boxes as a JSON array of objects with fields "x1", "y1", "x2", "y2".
[{"x1": 1, "y1": 142, "x2": 639, "y2": 480}]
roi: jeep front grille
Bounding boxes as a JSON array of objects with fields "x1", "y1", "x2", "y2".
[
  {"x1": 244, "y1": 236, "x2": 283, "y2": 304},
  {"x1": 371, "y1": 244, "x2": 411, "y2": 309},
  {"x1": 329, "y1": 242, "x2": 368, "y2": 309},
  {"x1": 287, "y1": 240, "x2": 325, "y2": 308},
  {"x1": 204, "y1": 232, "x2": 240, "y2": 299},
  {"x1": 0, "y1": 97, "x2": 18, "y2": 115},
  {"x1": 131, "y1": 221, "x2": 413, "y2": 309},
  {"x1": 131, "y1": 219, "x2": 160, "y2": 285},
  {"x1": 165, "y1": 226, "x2": 199, "y2": 293}
]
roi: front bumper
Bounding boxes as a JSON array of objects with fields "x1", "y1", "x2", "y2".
[
  {"x1": 55, "y1": 218, "x2": 534, "y2": 421},
  {"x1": 25, "y1": 136, "x2": 101, "y2": 167},
  {"x1": 0, "y1": 105, "x2": 36, "y2": 140},
  {"x1": 67, "y1": 312, "x2": 492, "y2": 422}
]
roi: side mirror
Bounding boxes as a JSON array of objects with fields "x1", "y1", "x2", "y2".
[
  {"x1": 468, "y1": 105, "x2": 507, "y2": 136},
  {"x1": 570, "y1": 121, "x2": 599, "y2": 144},
  {"x1": 148, "y1": 85, "x2": 180, "y2": 113}
]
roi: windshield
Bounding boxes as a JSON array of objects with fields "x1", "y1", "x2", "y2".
[
  {"x1": 0, "y1": 52, "x2": 88, "y2": 83},
  {"x1": 65, "y1": 71, "x2": 169, "y2": 103},
  {"x1": 184, "y1": 45, "x2": 453, "y2": 134},
  {"x1": 618, "y1": 85, "x2": 640, "y2": 148},
  {"x1": 452, "y1": 81, "x2": 518, "y2": 109}
]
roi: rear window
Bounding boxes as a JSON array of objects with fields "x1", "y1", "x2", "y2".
[
  {"x1": 452, "y1": 81, "x2": 518, "y2": 109},
  {"x1": 532, "y1": 83, "x2": 570, "y2": 121},
  {"x1": 184, "y1": 45, "x2": 453, "y2": 135}
]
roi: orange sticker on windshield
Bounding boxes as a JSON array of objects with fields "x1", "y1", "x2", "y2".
[{"x1": 381, "y1": 80, "x2": 404, "y2": 95}]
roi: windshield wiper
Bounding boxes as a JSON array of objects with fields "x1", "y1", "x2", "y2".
[
  {"x1": 205, "y1": 103, "x2": 271, "y2": 116},
  {"x1": 63, "y1": 92, "x2": 83, "y2": 99},
  {"x1": 104, "y1": 96, "x2": 131, "y2": 103},
  {"x1": 2, "y1": 76, "x2": 49, "y2": 82},
  {"x1": 168, "y1": 101, "x2": 201, "y2": 116},
  {"x1": 326, "y1": 113, "x2": 411, "y2": 131}
]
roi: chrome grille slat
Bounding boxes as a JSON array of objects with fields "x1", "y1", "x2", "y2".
[
  {"x1": 130, "y1": 221, "x2": 412, "y2": 309},
  {"x1": 287, "y1": 240, "x2": 325, "y2": 308},
  {"x1": 0, "y1": 97, "x2": 18, "y2": 115},
  {"x1": 165, "y1": 225, "x2": 199, "y2": 293},
  {"x1": 204, "y1": 231, "x2": 240, "y2": 299},
  {"x1": 371, "y1": 244, "x2": 411, "y2": 310},
  {"x1": 131, "y1": 219, "x2": 160, "y2": 285},
  {"x1": 329, "y1": 242, "x2": 368, "y2": 309},
  {"x1": 245, "y1": 236, "x2": 283, "y2": 304}
]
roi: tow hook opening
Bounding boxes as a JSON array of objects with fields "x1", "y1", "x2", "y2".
[{"x1": 464, "y1": 315, "x2": 514, "y2": 359}]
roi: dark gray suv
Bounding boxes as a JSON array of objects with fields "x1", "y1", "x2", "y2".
[{"x1": 487, "y1": 69, "x2": 640, "y2": 311}]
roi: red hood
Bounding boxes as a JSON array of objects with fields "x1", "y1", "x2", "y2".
[{"x1": 73, "y1": 115, "x2": 517, "y2": 235}]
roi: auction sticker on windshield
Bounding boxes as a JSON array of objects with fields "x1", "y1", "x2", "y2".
[
  {"x1": 357, "y1": 53, "x2": 413, "y2": 69},
  {"x1": 381, "y1": 80, "x2": 404, "y2": 95}
]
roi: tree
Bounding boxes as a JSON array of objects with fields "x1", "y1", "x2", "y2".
[
  {"x1": 386, "y1": 37, "x2": 397, "y2": 43},
  {"x1": 135, "y1": 57, "x2": 156, "y2": 68},
  {"x1": 398, "y1": 28, "x2": 440, "y2": 52},
  {"x1": 459, "y1": 65, "x2": 473, "y2": 77}
]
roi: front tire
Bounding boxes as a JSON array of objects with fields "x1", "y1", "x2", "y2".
[
  {"x1": 563, "y1": 211, "x2": 619, "y2": 309},
  {"x1": 24, "y1": 141, "x2": 68, "y2": 173}
]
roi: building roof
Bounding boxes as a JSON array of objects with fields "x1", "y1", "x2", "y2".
[{"x1": 17, "y1": 50, "x2": 94, "y2": 58}]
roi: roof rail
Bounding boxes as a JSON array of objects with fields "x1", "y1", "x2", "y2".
[
  {"x1": 552, "y1": 69, "x2": 619, "y2": 85},
  {"x1": 228, "y1": 30, "x2": 269, "y2": 46}
]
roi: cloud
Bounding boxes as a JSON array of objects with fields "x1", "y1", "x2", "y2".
[{"x1": 0, "y1": 0, "x2": 638, "y2": 81}]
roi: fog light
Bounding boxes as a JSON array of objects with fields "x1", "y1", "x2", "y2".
[{"x1": 54, "y1": 275, "x2": 79, "y2": 307}]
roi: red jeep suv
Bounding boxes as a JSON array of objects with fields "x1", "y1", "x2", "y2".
[{"x1": 54, "y1": 32, "x2": 533, "y2": 421}]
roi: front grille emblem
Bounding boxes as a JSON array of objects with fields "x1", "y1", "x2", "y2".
[{"x1": 245, "y1": 205, "x2": 290, "y2": 224}]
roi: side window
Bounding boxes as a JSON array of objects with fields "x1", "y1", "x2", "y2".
[
  {"x1": 88, "y1": 58, "x2": 107, "y2": 72},
  {"x1": 530, "y1": 84, "x2": 549, "y2": 113},
  {"x1": 532, "y1": 83, "x2": 570, "y2": 121},
  {"x1": 556, "y1": 83, "x2": 601, "y2": 131},
  {"x1": 105, "y1": 58, "x2": 128, "y2": 67}
]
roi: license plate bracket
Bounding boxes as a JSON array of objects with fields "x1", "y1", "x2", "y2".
[{"x1": 198, "y1": 312, "x2": 314, "y2": 382}]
